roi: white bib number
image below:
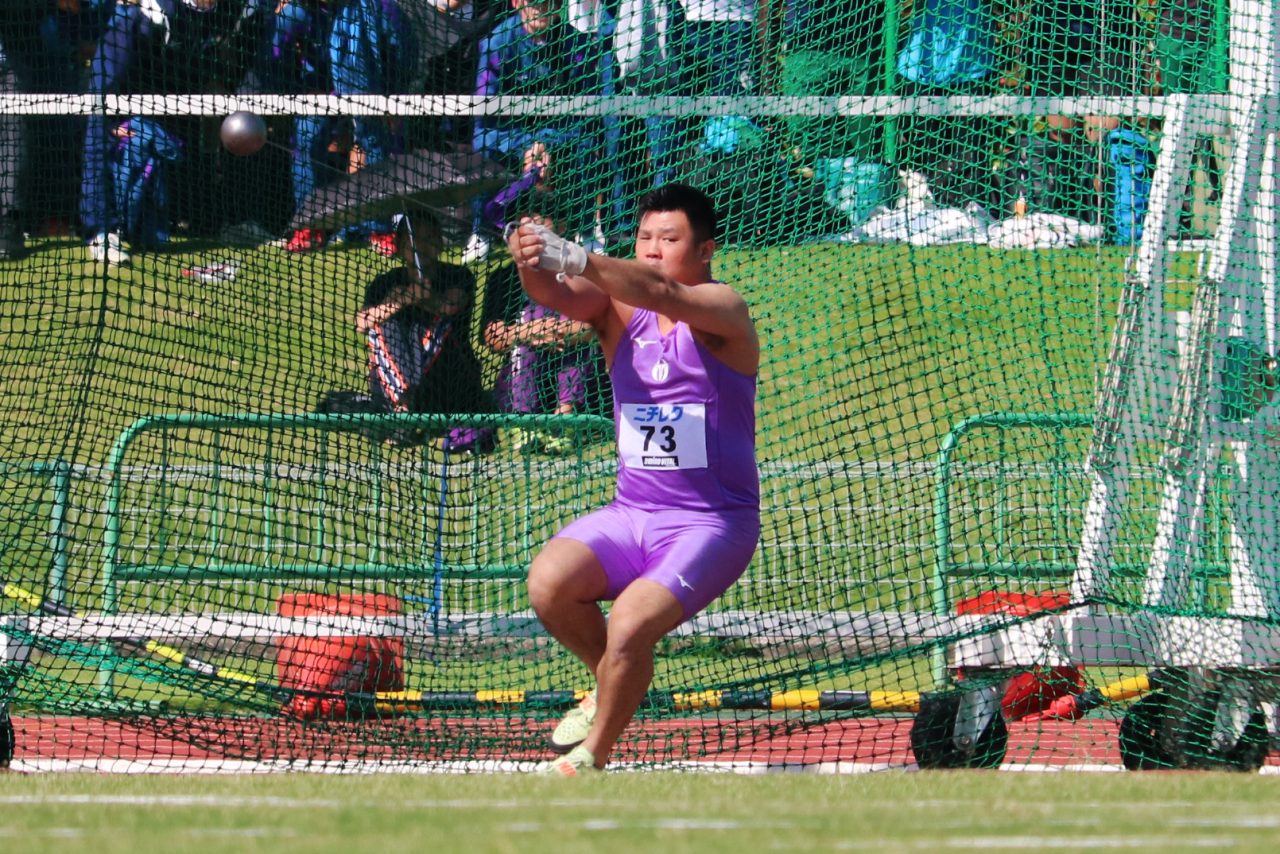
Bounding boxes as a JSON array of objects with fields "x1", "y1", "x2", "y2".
[{"x1": 619, "y1": 403, "x2": 707, "y2": 470}]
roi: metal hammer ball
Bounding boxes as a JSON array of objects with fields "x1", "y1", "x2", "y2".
[{"x1": 220, "y1": 111, "x2": 267, "y2": 156}]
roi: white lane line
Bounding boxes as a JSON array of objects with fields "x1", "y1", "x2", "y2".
[
  {"x1": 505, "y1": 818, "x2": 796, "y2": 832},
  {"x1": 7, "y1": 757, "x2": 1279, "y2": 776},
  {"x1": 0, "y1": 794, "x2": 613, "y2": 809},
  {"x1": 828, "y1": 837, "x2": 1239, "y2": 850},
  {"x1": 181, "y1": 827, "x2": 296, "y2": 838}
]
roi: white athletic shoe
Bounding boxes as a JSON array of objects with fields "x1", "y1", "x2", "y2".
[
  {"x1": 89, "y1": 232, "x2": 129, "y2": 266},
  {"x1": 549, "y1": 690, "x2": 597, "y2": 754},
  {"x1": 461, "y1": 233, "x2": 490, "y2": 264},
  {"x1": 535, "y1": 745, "x2": 598, "y2": 776},
  {"x1": 580, "y1": 234, "x2": 607, "y2": 255}
]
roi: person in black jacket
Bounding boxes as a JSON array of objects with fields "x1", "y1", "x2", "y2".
[{"x1": 357, "y1": 211, "x2": 496, "y2": 451}]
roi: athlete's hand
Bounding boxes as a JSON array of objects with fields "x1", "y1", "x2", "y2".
[
  {"x1": 504, "y1": 217, "x2": 546, "y2": 269},
  {"x1": 522, "y1": 143, "x2": 550, "y2": 179},
  {"x1": 505, "y1": 219, "x2": 587, "y2": 277}
]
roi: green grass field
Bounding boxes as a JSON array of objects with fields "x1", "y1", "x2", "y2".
[
  {"x1": 0, "y1": 234, "x2": 1156, "y2": 605},
  {"x1": 3, "y1": 770, "x2": 1280, "y2": 853},
  {"x1": 0, "y1": 236, "x2": 1150, "y2": 460}
]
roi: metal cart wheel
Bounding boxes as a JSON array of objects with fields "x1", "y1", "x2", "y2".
[{"x1": 911, "y1": 693, "x2": 1008, "y2": 769}]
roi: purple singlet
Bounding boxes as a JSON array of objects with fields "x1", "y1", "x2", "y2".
[
  {"x1": 554, "y1": 307, "x2": 760, "y2": 619},
  {"x1": 610, "y1": 308, "x2": 759, "y2": 511}
]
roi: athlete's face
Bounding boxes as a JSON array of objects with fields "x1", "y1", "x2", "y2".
[{"x1": 635, "y1": 210, "x2": 714, "y2": 285}]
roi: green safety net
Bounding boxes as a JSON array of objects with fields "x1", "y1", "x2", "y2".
[{"x1": 0, "y1": 0, "x2": 1275, "y2": 772}]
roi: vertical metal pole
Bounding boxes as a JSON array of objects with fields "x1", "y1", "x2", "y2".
[
  {"x1": 430, "y1": 452, "x2": 450, "y2": 637},
  {"x1": 210, "y1": 432, "x2": 222, "y2": 569},
  {"x1": 881, "y1": 1, "x2": 901, "y2": 166},
  {"x1": 933, "y1": 426, "x2": 963, "y2": 688},
  {"x1": 263, "y1": 428, "x2": 274, "y2": 568},
  {"x1": 370, "y1": 438, "x2": 383, "y2": 568},
  {"x1": 47, "y1": 460, "x2": 70, "y2": 608},
  {"x1": 316, "y1": 430, "x2": 329, "y2": 560}
]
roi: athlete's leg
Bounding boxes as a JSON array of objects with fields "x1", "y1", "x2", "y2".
[
  {"x1": 527, "y1": 537, "x2": 610, "y2": 673},
  {"x1": 581, "y1": 579, "x2": 683, "y2": 767}
]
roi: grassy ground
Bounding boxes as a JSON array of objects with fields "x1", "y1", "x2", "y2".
[
  {"x1": 0, "y1": 234, "x2": 1163, "y2": 461},
  {"x1": 0, "y1": 235, "x2": 1145, "y2": 592},
  {"x1": 2, "y1": 770, "x2": 1280, "y2": 853}
]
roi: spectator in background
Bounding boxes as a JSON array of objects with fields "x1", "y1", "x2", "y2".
[
  {"x1": 0, "y1": 4, "x2": 38, "y2": 259},
  {"x1": 216, "y1": 0, "x2": 321, "y2": 246},
  {"x1": 592, "y1": 0, "x2": 683, "y2": 248},
  {"x1": 669, "y1": 0, "x2": 759, "y2": 232},
  {"x1": 1155, "y1": 0, "x2": 1222, "y2": 97},
  {"x1": 778, "y1": 0, "x2": 887, "y2": 233},
  {"x1": 896, "y1": 0, "x2": 997, "y2": 210},
  {"x1": 480, "y1": 185, "x2": 608, "y2": 454},
  {"x1": 0, "y1": 0, "x2": 95, "y2": 258},
  {"x1": 358, "y1": 211, "x2": 495, "y2": 451},
  {"x1": 462, "y1": 0, "x2": 616, "y2": 264},
  {"x1": 79, "y1": 0, "x2": 267, "y2": 265},
  {"x1": 270, "y1": 0, "x2": 343, "y2": 252},
  {"x1": 779, "y1": 1, "x2": 883, "y2": 165},
  {"x1": 404, "y1": 0, "x2": 489, "y2": 152},
  {"x1": 280, "y1": 0, "x2": 418, "y2": 254},
  {"x1": 0, "y1": 54, "x2": 18, "y2": 258},
  {"x1": 109, "y1": 115, "x2": 182, "y2": 249},
  {"x1": 322, "y1": 0, "x2": 417, "y2": 255},
  {"x1": 678, "y1": 0, "x2": 755, "y2": 100},
  {"x1": 1001, "y1": 0, "x2": 1134, "y2": 222}
]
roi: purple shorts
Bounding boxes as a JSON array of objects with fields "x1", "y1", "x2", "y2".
[{"x1": 554, "y1": 502, "x2": 760, "y2": 620}]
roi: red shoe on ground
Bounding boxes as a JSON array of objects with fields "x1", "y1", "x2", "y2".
[{"x1": 284, "y1": 228, "x2": 325, "y2": 252}]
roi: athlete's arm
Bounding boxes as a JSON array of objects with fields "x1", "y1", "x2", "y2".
[
  {"x1": 585, "y1": 257, "x2": 759, "y2": 375},
  {"x1": 504, "y1": 224, "x2": 612, "y2": 329},
  {"x1": 580, "y1": 254, "x2": 754, "y2": 345}
]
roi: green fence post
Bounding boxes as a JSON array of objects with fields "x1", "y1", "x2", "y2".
[
  {"x1": 880, "y1": 3, "x2": 900, "y2": 167},
  {"x1": 210, "y1": 431, "x2": 223, "y2": 570}
]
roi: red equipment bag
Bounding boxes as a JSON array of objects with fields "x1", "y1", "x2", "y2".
[{"x1": 276, "y1": 593, "x2": 404, "y2": 720}]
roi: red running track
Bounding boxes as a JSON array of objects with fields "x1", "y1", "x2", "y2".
[{"x1": 9, "y1": 714, "x2": 1143, "y2": 769}]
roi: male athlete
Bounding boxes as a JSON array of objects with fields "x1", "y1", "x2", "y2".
[{"x1": 505, "y1": 183, "x2": 760, "y2": 775}]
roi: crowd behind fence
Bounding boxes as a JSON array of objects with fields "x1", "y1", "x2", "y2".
[{"x1": 0, "y1": 1, "x2": 1230, "y2": 263}]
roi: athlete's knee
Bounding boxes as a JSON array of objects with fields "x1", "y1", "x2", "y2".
[
  {"x1": 605, "y1": 599, "x2": 681, "y2": 658},
  {"x1": 526, "y1": 555, "x2": 564, "y2": 614},
  {"x1": 603, "y1": 620, "x2": 661, "y2": 665},
  {"x1": 527, "y1": 541, "x2": 605, "y2": 612}
]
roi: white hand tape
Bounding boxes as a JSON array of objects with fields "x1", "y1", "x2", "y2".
[{"x1": 529, "y1": 223, "x2": 588, "y2": 276}]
